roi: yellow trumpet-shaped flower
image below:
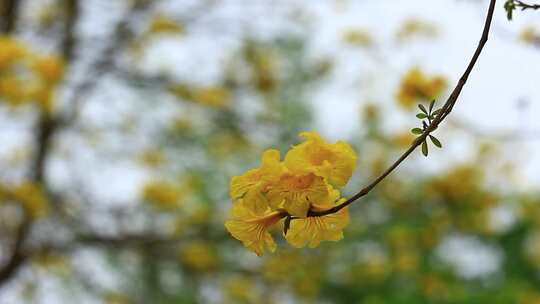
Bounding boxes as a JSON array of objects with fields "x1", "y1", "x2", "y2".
[
  {"x1": 285, "y1": 189, "x2": 349, "y2": 248},
  {"x1": 230, "y1": 149, "x2": 282, "y2": 214},
  {"x1": 284, "y1": 131, "x2": 357, "y2": 188},
  {"x1": 225, "y1": 202, "x2": 284, "y2": 256},
  {"x1": 226, "y1": 131, "x2": 357, "y2": 254},
  {"x1": 266, "y1": 171, "x2": 330, "y2": 218}
]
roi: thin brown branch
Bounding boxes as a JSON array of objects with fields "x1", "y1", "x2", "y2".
[{"x1": 308, "y1": 0, "x2": 497, "y2": 217}]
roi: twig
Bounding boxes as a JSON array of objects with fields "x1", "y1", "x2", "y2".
[
  {"x1": 308, "y1": 0, "x2": 498, "y2": 217},
  {"x1": 514, "y1": 0, "x2": 540, "y2": 10}
]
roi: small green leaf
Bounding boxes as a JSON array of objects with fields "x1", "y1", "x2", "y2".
[
  {"x1": 418, "y1": 104, "x2": 428, "y2": 114},
  {"x1": 429, "y1": 135, "x2": 442, "y2": 148},
  {"x1": 504, "y1": 0, "x2": 515, "y2": 20},
  {"x1": 422, "y1": 140, "x2": 429, "y2": 156},
  {"x1": 416, "y1": 113, "x2": 428, "y2": 119},
  {"x1": 432, "y1": 109, "x2": 442, "y2": 116},
  {"x1": 411, "y1": 128, "x2": 423, "y2": 135},
  {"x1": 429, "y1": 100, "x2": 436, "y2": 112}
]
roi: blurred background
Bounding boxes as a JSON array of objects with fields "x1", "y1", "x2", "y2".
[{"x1": 0, "y1": 0, "x2": 540, "y2": 303}]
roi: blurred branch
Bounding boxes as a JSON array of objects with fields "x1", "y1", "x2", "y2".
[
  {"x1": 0, "y1": 0, "x2": 19, "y2": 33},
  {"x1": 61, "y1": 0, "x2": 152, "y2": 126},
  {"x1": 0, "y1": 0, "x2": 82, "y2": 290},
  {"x1": 62, "y1": 0, "x2": 79, "y2": 61},
  {"x1": 76, "y1": 234, "x2": 183, "y2": 248},
  {"x1": 0, "y1": 216, "x2": 29, "y2": 287},
  {"x1": 308, "y1": 0, "x2": 497, "y2": 217}
]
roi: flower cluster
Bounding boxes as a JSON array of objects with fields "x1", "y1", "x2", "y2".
[
  {"x1": 225, "y1": 131, "x2": 357, "y2": 256},
  {"x1": 0, "y1": 36, "x2": 65, "y2": 113}
]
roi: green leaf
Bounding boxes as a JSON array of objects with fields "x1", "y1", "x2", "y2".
[
  {"x1": 422, "y1": 140, "x2": 429, "y2": 156},
  {"x1": 411, "y1": 128, "x2": 423, "y2": 135},
  {"x1": 418, "y1": 104, "x2": 428, "y2": 114},
  {"x1": 429, "y1": 135, "x2": 442, "y2": 148},
  {"x1": 504, "y1": 0, "x2": 515, "y2": 20},
  {"x1": 432, "y1": 109, "x2": 442, "y2": 116},
  {"x1": 416, "y1": 113, "x2": 428, "y2": 119},
  {"x1": 429, "y1": 100, "x2": 436, "y2": 112}
]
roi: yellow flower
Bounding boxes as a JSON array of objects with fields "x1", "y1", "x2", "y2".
[
  {"x1": 224, "y1": 202, "x2": 284, "y2": 256},
  {"x1": 285, "y1": 189, "x2": 350, "y2": 248},
  {"x1": 170, "y1": 84, "x2": 231, "y2": 108},
  {"x1": 230, "y1": 149, "x2": 282, "y2": 214},
  {"x1": 266, "y1": 171, "x2": 330, "y2": 217},
  {"x1": 396, "y1": 19, "x2": 438, "y2": 42},
  {"x1": 0, "y1": 75, "x2": 29, "y2": 105},
  {"x1": 343, "y1": 29, "x2": 373, "y2": 46},
  {"x1": 284, "y1": 131, "x2": 357, "y2": 188},
  {"x1": 179, "y1": 241, "x2": 217, "y2": 272},
  {"x1": 396, "y1": 67, "x2": 447, "y2": 109},
  {"x1": 33, "y1": 55, "x2": 65, "y2": 84},
  {"x1": 11, "y1": 182, "x2": 49, "y2": 218},
  {"x1": 0, "y1": 36, "x2": 26, "y2": 68},
  {"x1": 226, "y1": 131, "x2": 357, "y2": 254},
  {"x1": 148, "y1": 16, "x2": 185, "y2": 34},
  {"x1": 142, "y1": 180, "x2": 183, "y2": 209},
  {"x1": 520, "y1": 25, "x2": 539, "y2": 45}
]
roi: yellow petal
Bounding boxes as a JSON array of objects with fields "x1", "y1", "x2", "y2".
[
  {"x1": 285, "y1": 206, "x2": 349, "y2": 248},
  {"x1": 225, "y1": 203, "x2": 283, "y2": 256}
]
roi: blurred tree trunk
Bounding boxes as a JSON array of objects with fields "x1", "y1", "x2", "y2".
[{"x1": 1, "y1": 0, "x2": 19, "y2": 33}]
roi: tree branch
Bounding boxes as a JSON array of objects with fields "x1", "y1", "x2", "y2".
[
  {"x1": 308, "y1": 0, "x2": 497, "y2": 217},
  {"x1": 0, "y1": 0, "x2": 81, "y2": 290},
  {"x1": 514, "y1": 0, "x2": 540, "y2": 10}
]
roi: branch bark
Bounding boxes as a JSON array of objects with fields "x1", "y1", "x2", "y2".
[{"x1": 308, "y1": 0, "x2": 497, "y2": 217}]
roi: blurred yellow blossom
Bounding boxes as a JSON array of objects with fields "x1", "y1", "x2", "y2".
[
  {"x1": 0, "y1": 37, "x2": 64, "y2": 112},
  {"x1": 520, "y1": 25, "x2": 539, "y2": 45},
  {"x1": 138, "y1": 149, "x2": 166, "y2": 168},
  {"x1": 223, "y1": 275, "x2": 259, "y2": 303},
  {"x1": 33, "y1": 55, "x2": 65, "y2": 84},
  {"x1": 396, "y1": 67, "x2": 447, "y2": 109},
  {"x1": 0, "y1": 36, "x2": 27, "y2": 68},
  {"x1": 397, "y1": 19, "x2": 438, "y2": 41},
  {"x1": 343, "y1": 28, "x2": 373, "y2": 46},
  {"x1": 142, "y1": 180, "x2": 184, "y2": 209},
  {"x1": 179, "y1": 241, "x2": 217, "y2": 272},
  {"x1": 11, "y1": 182, "x2": 49, "y2": 218},
  {"x1": 170, "y1": 84, "x2": 231, "y2": 108},
  {"x1": 148, "y1": 16, "x2": 185, "y2": 35}
]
